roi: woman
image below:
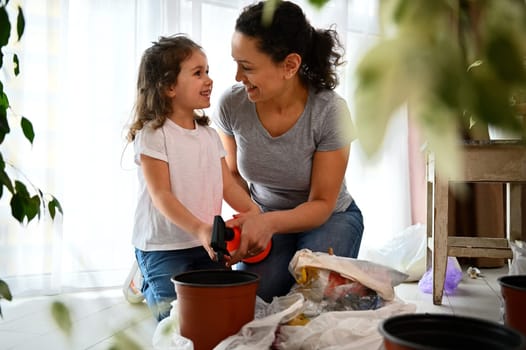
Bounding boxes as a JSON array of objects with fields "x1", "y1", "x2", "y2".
[{"x1": 212, "y1": 0, "x2": 364, "y2": 302}]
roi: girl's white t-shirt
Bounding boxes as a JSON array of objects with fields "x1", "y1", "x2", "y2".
[{"x1": 131, "y1": 119, "x2": 226, "y2": 251}]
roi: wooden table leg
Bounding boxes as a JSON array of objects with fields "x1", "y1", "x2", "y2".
[
  {"x1": 509, "y1": 183, "x2": 522, "y2": 243},
  {"x1": 433, "y1": 175, "x2": 449, "y2": 305},
  {"x1": 426, "y1": 181, "x2": 433, "y2": 270}
]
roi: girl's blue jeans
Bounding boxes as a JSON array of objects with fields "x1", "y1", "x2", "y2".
[
  {"x1": 135, "y1": 246, "x2": 226, "y2": 321},
  {"x1": 237, "y1": 200, "x2": 364, "y2": 302}
]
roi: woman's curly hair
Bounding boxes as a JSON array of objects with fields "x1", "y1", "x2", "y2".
[{"x1": 235, "y1": 1, "x2": 345, "y2": 92}]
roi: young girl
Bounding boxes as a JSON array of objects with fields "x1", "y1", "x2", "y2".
[{"x1": 126, "y1": 34, "x2": 259, "y2": 321}]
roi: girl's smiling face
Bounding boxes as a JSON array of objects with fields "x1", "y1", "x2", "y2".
[
  {"x1": 231, "y1": 31, "x2": 287, "y2": 103},
  {"x1": 170, "y1": 49, "x2": 213, "y2": 113}
]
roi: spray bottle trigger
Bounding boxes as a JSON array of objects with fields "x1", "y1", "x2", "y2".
[{"x1": 211, "y1": 215, "x2": 231, "y2": 262}]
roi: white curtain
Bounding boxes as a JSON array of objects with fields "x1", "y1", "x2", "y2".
[
  {"x1": 297, "y1": 0, "x2": 413, "y2": 253},
  {"x1": 0, "y1": 0, "x2": 410, "y2": 297}
]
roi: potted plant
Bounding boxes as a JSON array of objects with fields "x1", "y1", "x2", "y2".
[
  {"x1": 0, "y1": 1, "x2": 62, "y2": 318},
  {"x1": 352, "y1": 0, "x2": 526, "y2": 177}
]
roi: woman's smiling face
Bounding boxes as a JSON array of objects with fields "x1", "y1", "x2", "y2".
[{"x1": 231, "y1": 31, "x2": 286, "y2": 103}]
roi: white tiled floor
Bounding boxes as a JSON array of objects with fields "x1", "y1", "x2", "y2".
[
  {"x1": 0, "y1": 265, "x2": 510, "y2": 350},
  {"x1": 0, "y1": 289, "x2": 157, "y2": 350},
  {"x1": 394, "y1": 265, "x2": 507, "y2": 323}
]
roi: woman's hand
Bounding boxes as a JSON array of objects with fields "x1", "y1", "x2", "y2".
[{"x1": 225, "y1": 212, "x2": 274, "y2": 266}]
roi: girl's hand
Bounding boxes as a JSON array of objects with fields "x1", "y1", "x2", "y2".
[{"x1": 196, "y1": 223, "x2": 217, "y2": 261}]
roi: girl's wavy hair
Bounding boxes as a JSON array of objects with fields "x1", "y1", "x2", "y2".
[
  {"x1": 127, "y1": 34, "x2": 209, "y2": 142},
  {"x1": 235, "y1": 1, "x2": 345, "y2": 92}
]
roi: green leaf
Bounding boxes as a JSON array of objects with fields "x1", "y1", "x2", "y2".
[
  {"x1": 48, "y1": 196, "x2": 63, "y2": 219},
  {"x1": 0, "y1": 279, "x2": 12, "y2": 301},
  {"x1": 0, "y1": 153, "x2": 14, "y2": 195},
  {"x1": 10, "y1": 181, "x2": 42, "y2": 224},
  {"x1": 21, "y1": 116, "x2": 34, "y2": 144},
  {"x1": 262, "y1": 0, "x2": 279, "y2": 26},
  {"x1": 392, "y1": 0, "x2": 410, "y2": 24},
  {"x1": 0, "y1": 104, "x2": 9, "y2": 143},
  {"x1": 0, "y1": 6, "x2": 10, "y2": 48},
  {"x1": 0, "y1": 81, "x2": 10, "y2": 109},
  {"x1": 419, "y1": 103, "x2": 463, "y2": 180},
  {"x1": 0, "y1": 279, "x2": 12, "y2": 319},
  {"x1": 467, "y1": 65, "x2": 517, "y2": 128},
  {"x1": 13, "y1": 54, "x2": 19, "y2": 76},
  {"x1": 110, "y1": 332, "x2": 143, "y2": 350},
  {"x1": 0, "y1": 169, "x2": 13, "y2": 196},
  {"x1": 51, "y1": 301, "x2": 72, "y2": 336},
  {"x1": 307, "y1": 0, "x2": 330, "y2": 9},
  {"x1": 16, "y1": 6, "x2": 24, "y2": 41},
  {"x1": 14, "y1": 180, "x2": 30, "y2": 197},
  {"x1": 49, "y1": 200, "x2": 55, "y2": 218},
  {"x1": 10, "y1": 191, "x2": 25, "y2": 223},
  {"x1": 26, "y1": 195, "x2": 41, "y2": 221},
  {"x1": 486, "y1": 33, "x2": 526, "y2": 83},
  {"x1": 354, "y1": 38, "x2": 411, "y2": 156}
]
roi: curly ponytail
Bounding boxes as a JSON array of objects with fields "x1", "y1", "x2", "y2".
[{"x1": 235, "y1": 1, "x2": 345, "y2": 92}]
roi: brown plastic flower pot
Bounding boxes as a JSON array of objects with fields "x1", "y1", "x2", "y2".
[
  {"x1": 171, "y1": 269, "x2": 259, "y2": 350},
  {"x1": 378, "y1": 313, "x2": 526, "y2": 350},
  {"x1": 498, "y1": 275, "x2": 526, "y2": 336}
]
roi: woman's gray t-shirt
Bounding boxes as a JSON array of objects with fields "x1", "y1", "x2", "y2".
[{"x1": 212, "y1": 83, "x2": 355, "y2": 213}]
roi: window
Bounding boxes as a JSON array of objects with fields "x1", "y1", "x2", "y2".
[{"x1": 1, "y1": 0, "x2": 410, "y2": 296}]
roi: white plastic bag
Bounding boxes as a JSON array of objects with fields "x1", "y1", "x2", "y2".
[
  {"x1": 153, "y1": 295, "x2": 305, "y2": 350},
  {"x1": 275, "y1": 300, "x2": 416, "y2": 350},
  {"x1": 510, "y1": 240, "x2": 526, "y2": 275},
  {"x1": 359, "y1": 224, "x2": 427, "y2": 281},
  {"x1": 215, "y1": 293, "x2": 305, "y2": 350},
  {"x1": 152, "y1": 300, "x2": 194, "y2": 350},
  {"x1": 288, "y1": 249, "x2": 408, "y2": 302},
  {"x1": 217, "y1": 295, "x2": 416, "y2": 350}
]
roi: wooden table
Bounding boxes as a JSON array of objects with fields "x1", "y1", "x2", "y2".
[{"x1": 427, "y1": 140, "x2": 526, "y2": 305}]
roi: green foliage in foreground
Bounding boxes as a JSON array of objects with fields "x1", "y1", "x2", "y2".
[
  {"x1": 354, "y1": 0, "x2": 526, "y2": 177},
  {"x1": 0, "y1": 1, "x2": 63, "y2": 319}
]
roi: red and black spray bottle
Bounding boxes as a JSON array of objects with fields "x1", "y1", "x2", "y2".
[{"x1": 211, "y1": 215, "x2": 271, "y2": 263}]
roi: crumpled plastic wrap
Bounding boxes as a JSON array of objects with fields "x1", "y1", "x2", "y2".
[
  {"x1": 152, "y1": 249, "x2": 415, "y2": 350},
  {"x1": 510, "y1": 240, "x2": 526, "y2": 275},
  {"x1": 216, "y1": 294, "x2": 416, "y2": 350},
  {"x1": 274, "y1": 300, "x2": 417, "y2": 350},
  {"x1": 359, "y1": 223, "x2": 427, "y2": 281},
  {"x1": 287, "y1": 249, "x2": 409, "y2": 316}
]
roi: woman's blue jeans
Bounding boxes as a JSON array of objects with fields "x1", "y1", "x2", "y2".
[
  {"x1": 236, "y1": 200, "x2": 364, "y2": 302},
  {"x1": 135, "y1": 246, "x2": 226, "y2": 321}
]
